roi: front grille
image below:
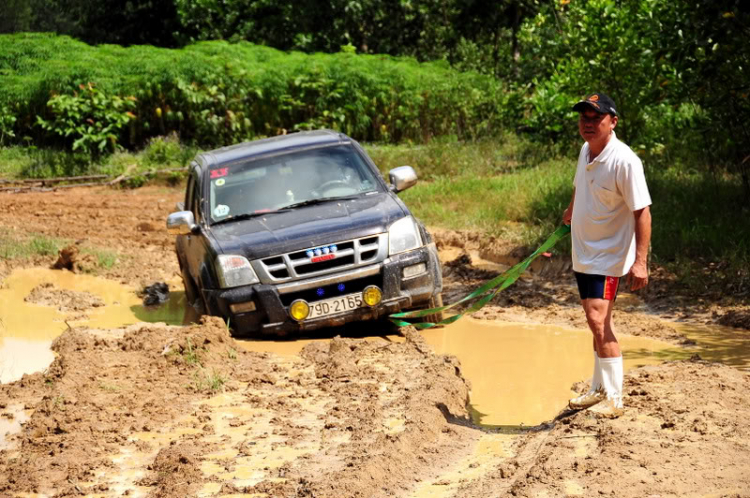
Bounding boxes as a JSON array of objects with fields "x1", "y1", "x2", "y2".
[
  {"x1": 295, "y1": 254, "x2": 356, "y2": 274},
  {"x1": 279, "y1": 275, "x2": 382, "y2": 306},
  {"x1": 254, "y1": 233, "x2": 388, "y2": 283}
]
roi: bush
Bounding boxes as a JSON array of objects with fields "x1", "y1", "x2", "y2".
[
  {"x1": 36, "y1": 82, "x2": 136, "y2": 156},
  {"x1": 0, "y1": 33, "x2": 505, "y2": 153}
]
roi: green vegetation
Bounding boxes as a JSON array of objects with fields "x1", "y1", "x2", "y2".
[
  {"x1": 0, "y1": 1, "x2": 747, "y2": 292},
  {"x1": 0, "y1": 33, "x2": 504, "y2": 150},
  {"x1": 0, "y1": 134, "x2": 196, "y2": 181},
  {"x1": 36, "y1": 83, "x2": 137, "y2": 156},
  {"x1": 0, "y1": 233, "x2": 65, "y2": 259},
  {"x1": 80, "y1": 247, "x2": 119, "y2": 270},
  {"x1": 0, "y1": 232, "x2": 121, "y2": 273},
  {"x1": 193, "y1": 368, "x2": 227, "y2": 392},
  {"x1": 183, "y1": 338, "x2": 201, "y2": 366},
  {"x1": 374, "y1": 137, "x2": 750, "y2": 280}
]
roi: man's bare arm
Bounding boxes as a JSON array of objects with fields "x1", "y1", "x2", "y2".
[
  {"x1": 627, "y1": 206, "x2": 651, "y2": 290},
  {"x1": 562, "y1": 188, "x2": 576, "y2": 225}
]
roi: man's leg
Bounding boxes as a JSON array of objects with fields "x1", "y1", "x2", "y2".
[
  {"x1": 583, "y1": 297, "x2": 624, "y2": 415},
  {"x1": 569, "y1": 298, "x2": 613, "y2": 409},
  {"x1": 582, "y1": 297, "x2": 619, "y2": 358},
  {"x1": 569, "y1": 272, "x2": 623, "y2": 413}
]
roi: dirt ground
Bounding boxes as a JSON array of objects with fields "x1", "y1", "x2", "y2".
[{"x1": 1, "y1": 185, "x2": 749, "y2": 497}]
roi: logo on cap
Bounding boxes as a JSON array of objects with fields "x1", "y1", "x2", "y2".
[{"x1": 589, "y1": 95, "x2": 600, "y2": 102}]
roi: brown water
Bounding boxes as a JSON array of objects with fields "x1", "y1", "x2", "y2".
[
  {"x1": 0, "y1": 268, "x2": 185, "y2": 383},
  {"x1": 420, "y1": 318, "x2": 686, "y2": 426},
  {"x1": 2, "y1": 267, "x2": 749, "y2": 428}
]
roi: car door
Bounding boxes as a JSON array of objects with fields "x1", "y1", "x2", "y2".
[{"x1": 181, "y1": 168, "x2": 214, "y2": 295}]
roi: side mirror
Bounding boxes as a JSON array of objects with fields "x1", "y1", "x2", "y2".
[
  {"x1": 167, "y1": 211, "x2": 198, "y2": 235},
  {"x1": 388, "y1": 166, "x2": 418, "y2": 193},
  {"x1": 175, "y1": 201, "x2": 185, "y2": 211}
]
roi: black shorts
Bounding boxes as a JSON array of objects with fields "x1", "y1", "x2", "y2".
[{"x1": 574, "y1": 272, "x2": 620, "y2": 301}]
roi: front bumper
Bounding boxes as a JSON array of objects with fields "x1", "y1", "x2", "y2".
[{"x1": 203, "y1": 243, "x2": 442, "y2": 337}]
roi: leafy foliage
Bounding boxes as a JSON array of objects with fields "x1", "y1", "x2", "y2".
[
  {"x1": 36, "y1": 83, "x2": 136, "y2": 156},
  {"x1": 514, "y1": 0, "x2": 750, "y2": 188},
  {"x1": 0, "y1": 105, "x2": 16, "y2": 145},
  {"x1": 0, "y1": 33, "x2": 505, "y2": 151}
]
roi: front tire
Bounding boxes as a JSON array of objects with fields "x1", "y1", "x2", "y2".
[
  {"x1": 181, "y1": 267, "x2": 206, "y2": 323},
  {"x1": 422, "y1": 293, "x2": 445, "y2": 325}
]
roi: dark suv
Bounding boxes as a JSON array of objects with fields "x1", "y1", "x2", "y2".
[{"x1": 167, "y1": 130, "x2": 443, "y2": 337}]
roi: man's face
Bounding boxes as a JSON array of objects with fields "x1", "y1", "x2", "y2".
[{"x1": 578, "y1": 108, "x2": 617, "y2": 144}]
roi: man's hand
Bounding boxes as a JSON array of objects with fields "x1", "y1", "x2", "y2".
[
  {"x1": 563, "y1": 188, "x2": 575, "y2": 226},
  {"x1": 629, "y1": 206, "x2": 652, "y2": 291},
  {"x1": 626, "y1": 260, "x2": 649, "y2": 291},
  {"x1": 562, "y1": 206, "x2": 573, "y2": 225}
]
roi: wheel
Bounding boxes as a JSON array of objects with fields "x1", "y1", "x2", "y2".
[
  {"x1": 421, "y1": 293, "x2": 445, "y2": 325},
  {"x1": 181, "y1": 267, "x2": 205, "y2": 324}
]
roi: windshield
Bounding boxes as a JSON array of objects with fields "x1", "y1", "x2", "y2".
[{"x1": 207, "y1": 144, "x2": 382, "y2": 224}]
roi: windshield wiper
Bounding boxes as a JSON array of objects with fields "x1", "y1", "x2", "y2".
[
  {"x1": 211, "y1": 210, "x2": 288, "y2": 226},
  {"x1": 279, "y1": 195, "x2": 361, "y2": 210}
]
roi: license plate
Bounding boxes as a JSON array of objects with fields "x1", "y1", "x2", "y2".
[{"x1": 307, "y1": 293, "x2": 363, "y2": 319}]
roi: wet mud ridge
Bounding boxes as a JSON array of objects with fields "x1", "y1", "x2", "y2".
[
  {"x1": 1, "y1": 319, "x2": 749, "y2": 497},
  {"x1": 0, "y1": 319, "x2": 477, "y2": 497}
]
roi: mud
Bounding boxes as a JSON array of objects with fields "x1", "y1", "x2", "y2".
[
  {"x1": 25, "y1": 282, "x2": 105, "y2": 312},
  {"x1": 0, "y1": 185, "x2": 749, "y2": 497}
]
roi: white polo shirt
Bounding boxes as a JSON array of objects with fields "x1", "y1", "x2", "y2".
[{"x1": 571, "y1": 132, "x2": 651, "y2": 276}]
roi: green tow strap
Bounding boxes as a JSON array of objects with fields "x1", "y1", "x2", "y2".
[{"x1": 389, "y1": 225, "x2": 571, "y2": 329}]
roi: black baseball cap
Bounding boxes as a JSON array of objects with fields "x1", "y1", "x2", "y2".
[{"x1": 573, "y1": 93, "x2": 618, "y2": 116}]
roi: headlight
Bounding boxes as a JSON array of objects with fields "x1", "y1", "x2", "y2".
[
  {"x1": 388, "y1": 216, "x2": 422, "y2": 255},
  {"x1": 215, "y1": 255, "x2": 260, "y2": 288}
]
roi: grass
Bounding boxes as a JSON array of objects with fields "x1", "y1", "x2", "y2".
[
  {"x1": 193, "y1": 368, "x2": 227, "y2": 392},
  {"x1": 369, "y1": 135, "x2": 750, "y2": 284},
  {"x1": 80, "y1": 247, "x2": 120, "y2": 270},
  {"x1": 0, "y1": 233, "x2": 66, "y2": 259},
  {"x1": 2, "y1": 132, "x2": 748, "y2": 295},
  {"x1": 0, "y1": 134, "x2": 197, "y2": 183},
  {"x1": 183, "y1": 338, "x2": 201, "y2": 366},
  {"x1": 0, "y1": 232, "x2": 122, "y2": 273}
]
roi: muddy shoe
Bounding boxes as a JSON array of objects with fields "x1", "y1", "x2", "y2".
[
  {"x1": 587, "y1": 398, "x2": 624, "y2": 419},
  {"x1": 569, "y1": 389, "x2": 605, "y2": 410}
]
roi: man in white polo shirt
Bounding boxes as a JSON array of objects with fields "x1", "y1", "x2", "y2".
[{"x1": 562, "y1": 92, "x2": 652, "y2": 417}]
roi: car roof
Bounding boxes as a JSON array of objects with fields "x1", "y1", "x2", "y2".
[{"x1": 197, "y1": 130, "x2": 351, "y2": 168}]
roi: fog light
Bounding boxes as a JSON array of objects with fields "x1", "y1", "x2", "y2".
[
  {"x1": 403, "y1": 263, "x2": 427, "y2": 278},
  {"x1": 289, "y1": 300, "x2": 310, "y2": 322},
  {"x1": 230, "y1": 301, "x2": 256, "y2": 314},
  {"x1": 362, "y1": 286, "x2": 382, "y2": 307}
]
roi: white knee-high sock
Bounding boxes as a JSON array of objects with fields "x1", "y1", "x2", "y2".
[
  {"x1": 599, "y1": 356, "x2": 623, "y2": 408},
  {"x1": 591, "y1": 352, "x2": 603, "y2": 392}
]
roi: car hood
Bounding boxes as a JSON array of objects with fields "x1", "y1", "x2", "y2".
[{"x1": 207, "y1": 192, "x2": 407, "y2": 260}]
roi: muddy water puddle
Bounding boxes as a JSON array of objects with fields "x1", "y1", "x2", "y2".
[
  {"x1": 0, "y1": 268, "x2": 185, "y2": 383},
  {"x1": 419, "y1": 318, "x2": 687, "y2": 427},
  {"x1": 4, "y1": 267, "x2": 749, "y2": 429}
]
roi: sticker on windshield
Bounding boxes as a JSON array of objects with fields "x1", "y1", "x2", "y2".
[
  {"x1": 210, "y1": 167, "x2": 228, "y2": 179},
  {"x1": 214, "y1": 204, "x2": 230, "y2": 217},
  {"x1": 215, "y1": 178, "x2": 225, "y2": 187}
]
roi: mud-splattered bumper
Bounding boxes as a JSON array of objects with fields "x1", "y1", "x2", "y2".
[{"x1": 203, "y1": 244, "x2": 442, "y2": 337}]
